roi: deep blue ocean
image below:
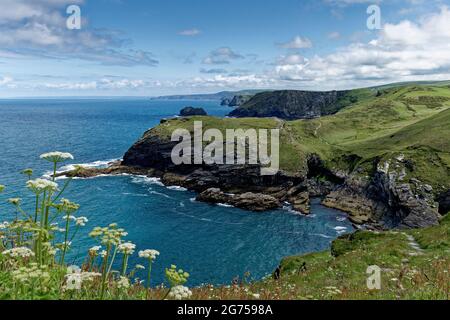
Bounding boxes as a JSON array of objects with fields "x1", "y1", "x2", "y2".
[{"x1": 0, "y1": 98, "x2": 353, "y2": 286}]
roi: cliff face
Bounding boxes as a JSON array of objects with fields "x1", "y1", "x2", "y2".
[
  {"x1": 119, "y1": 127, "x2": 444, "y2": 228},
  {"x1": 229, "y1": 90, "x2": 350, "y2": 120}
]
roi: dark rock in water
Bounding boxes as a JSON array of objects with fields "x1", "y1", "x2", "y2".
[
  {"x1": 229, "y1": 90, "x2": 350, "y2": 120},
  {"x1": 179, "y1": 107, "x2": 207, "y2": 117},
  {"x1": 197, "y1": 188, "x2": 281, "y2": 212}
]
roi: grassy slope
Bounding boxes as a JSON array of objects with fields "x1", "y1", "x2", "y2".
[
  {"x1": 186, "y1": 214, "x2": 449, "y2": 300},
  {"x1": 155, "y1": 83, "x2": 450, "y2": 190}
]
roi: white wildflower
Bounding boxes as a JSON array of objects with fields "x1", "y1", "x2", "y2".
[
  {"x1": 169, "y1": 285, "x2": 192, "y2": 300},
  {"x1": 63, "y1": 266, "x2": 101, "y2": 291},
  {"x1": 0, "y1": 221, "x2": 9, "y2": 230},
  {"x1": 40, "y1": 151, "x2": 74, "y2": 163},
  {"x1": 64, "y1": 274, "x2": 82, "y2": 291},
  {"x1": 118, "y1": 242, "x2": 136, "y2": 255},
  {"x1": 138, "y1": 249, "x2": 160, "y2": 260},
  {"x1": 252, "y1": 293, "x2": 261, "y2": 299},
  {"x1": 26, "y1": 178, "x2": 58, "y2": 194},
  {"x1": 117, "y1": 276, "x2": 130, "y2": 289},
  {"x1": 135, "y1": 264, "x2": 145, "y2": 270},
  {"x1": 2, "y1": 247, "x2": 35, "y2": 259},
  {"x1": 75, "y1": 216, "x2": 88, "y2": 227},
  {"x1": 89, "y1": 246, "x2": 102, "y2": 256},
  {"x1": 100, "y1": 250, "x2": 107, "y2": 258},
  {"x1": 12, "y1": 264, "x2": 49, "y2": 284}
]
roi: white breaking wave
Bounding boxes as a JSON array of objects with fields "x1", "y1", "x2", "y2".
[
  {"x1": 43, "y1": 158, "x2": 120, "y2": 180},
  {"x1": 217, "y1": 203, "x2": 234, "y2": 208},
  {"x1": 166, "y1": 186, "x2": 188, "y2": 192},
  {"x1": 131, "y1": 175, "x2": 164, "y2": 186}
]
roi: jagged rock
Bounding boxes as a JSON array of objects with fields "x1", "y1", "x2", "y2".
[
  {"x1": 179, "y1": 107, "x2": 207, "y2": 117},
  {"x1": 197, "y1": 188, "x2": 280, "y2": 212},
  {"x1": 229, "y1": 90, "x2": 351, "y2": 120},
  {"x1": 289, "y1": 191, "x2": 310, "y2": 214}
]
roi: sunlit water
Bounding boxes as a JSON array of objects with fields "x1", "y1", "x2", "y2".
[{"x1": 0, "y1": 98, "x2": 353, "y2": 286}]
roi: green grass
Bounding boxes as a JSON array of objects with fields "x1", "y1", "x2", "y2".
[
  {"x1": 191, "y1": 213, "x2": 449, "y2": 300},
  {"x1": 151, "y1": 84, "x2": 450, "y2": 190}
]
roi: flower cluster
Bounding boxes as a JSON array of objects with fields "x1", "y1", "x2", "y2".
[
  {"x1": 75, "y1": 217, "x2": 88, "y2": 227},
  {"x1": 12, "y1": 264, "x2": 50, "y2": 285},
  {"x1": 40, "y1": 152, "x2": 74, "y2": 163},
  {"x1": 63, "y1": 265, "x2": 101, "y2": 291},
  {"x1": 118, "y1": 242, "x2": 136, "y2": 255},
  {"x1": 117, "y1": 276, "x2": 130, "y2": 289},
  {"x1": 0, "y1": 221, "x2": 9, "y2": 230},
  {"x1": 89, "y1": 224, "x2": 128, "y2": 246},
  {"x1": 2, "y1": 247, "x2": 35, "y2": 259},
  {"x1": 168, "y1": 285, "x2": 193, "y2": 300},
  {"x1": 55, "y1": 199, "x2": 80, "y2": 213},
  {"x1": 26, "y1": 178, "x2": 58, "y2": 194},
  {"x1": 89, "y1": 246, "x2": 102, "y2": 257},
  {"x1": 165, "y1": 265, "x2": 190, "y2": 287},
  {"x1": 138, "y1": 249, "x2": 160, "y2": 261}
]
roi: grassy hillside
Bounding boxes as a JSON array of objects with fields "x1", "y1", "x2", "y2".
[{"x1": 153, "y1": 83, "x2": 450, "y2": 190}]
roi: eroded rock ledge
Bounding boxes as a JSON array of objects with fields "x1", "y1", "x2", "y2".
[{"x1": 59, "y1": 129, "x2": 446, "y2": 230}]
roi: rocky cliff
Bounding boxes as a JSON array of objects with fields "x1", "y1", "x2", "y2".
[{"x1": 229, "y1": 90, "x2": 352, "y2": 120}]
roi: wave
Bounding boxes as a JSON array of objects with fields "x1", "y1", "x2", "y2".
[
  {"x1": 130, "y1": 175, "x2": 164, "y2": 186},
  {"x1": 166, "y1": 186, "x2": 188, "y2": 192},
  {"x1": 310, "y1": 233, "x2": 333, "y2": 239},
  {"x1": 44, "y1": 158, "x2": 120, "y2": 180},
  {"x1": 218, "y1": 203, "x2": 234, "y2": 208}
]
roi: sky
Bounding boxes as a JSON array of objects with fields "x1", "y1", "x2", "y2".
[{"x1": 0, "y1": 0, "x2": 449, "y2": 97}]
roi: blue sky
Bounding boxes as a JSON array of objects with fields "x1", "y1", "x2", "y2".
[{"x1": 0, "y1": 0, "x2": 449, "y2": 97}]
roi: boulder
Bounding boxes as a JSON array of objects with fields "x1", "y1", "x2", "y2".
[{"x1": 179, "y1": 107, "x2": 207, "y2": 117}]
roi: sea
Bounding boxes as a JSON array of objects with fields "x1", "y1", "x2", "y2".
[{"x1": 0, "y1": 98, "x2": 353, "y2": 286}]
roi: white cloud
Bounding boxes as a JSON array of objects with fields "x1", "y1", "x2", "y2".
[
  {"x1": 0, "y1": 0, "x2": 158, "y2": 66},
  {"x1": 203, "y1": 47, "x2": 244, "y2": 65},
  {"x1": 273, "y1": 6, "x2": 450, "y2": 88},
  {"x1": 328, "y1": 31, "x2": 341, "y2": 39},
  {"x1": 0, "y1": 76, "x2": 14, "y2": 87},
  {"x1": 178, "y1": 28, "x2": 201, "y2": 36},
  {"x1": 278, "y1": 36, "x2": 313, "y2": 49}
]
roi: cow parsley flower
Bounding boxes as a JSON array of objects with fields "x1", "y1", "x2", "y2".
[
  {"x1": 75, "y1": 216, "x2": 88, "y2": 227},
  {"x1": 2, "y1": 247, "x2": 35, "y2": 259},
  {"x1": 100, "y1": 250, "x2": 108, "y2": 258},
  {"x1": 117, "y1": 276, "x2": 130, "y2": 289},
  {"x1": 40, "y1": 151, "x2": 74, "y2": 163},
  {"x1": 169, "y1": 285, "x2": 193, "y2": 300},
  {"x1": 63, "y1": 266, "x2": 101, "y2": 291},
  {"x1": 118, "y1": 242, "x2": 136, "y2": 255},
  {"x1": 26, "y1": 178, "x2": 58, "y2": 194},
  {"x1": 89, "y1": 246, "x2": 102, "y2": 256},
  {"x1": 165, "y1": 265, "x2": 190, "y2": 287},
  {"x1": 0, "y1": 221, "x2": 9, "y2": 230},
  {"x1": 138, "y1": 249, "x2": 160, "y2": 261},
  {"x1": 12, "y1": 264, "x2": 50, "y2": 285}
]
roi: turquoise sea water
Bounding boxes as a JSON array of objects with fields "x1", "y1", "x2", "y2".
[{"x1": 0, "y1": 98, "x2": 353, "y2": 286}]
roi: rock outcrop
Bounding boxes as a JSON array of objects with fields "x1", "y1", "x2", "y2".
[
  {"x1": 197, "y1": 188, "x2": 281, "y2": 212},
  {"x1": 63, "y1": 122, "x2": 444, "y2": 229},
  {"x1": 179, "y1": 107, "x2": 207, "y2": 117},
  {"x1": 229, "y1": 90, "x2": 352, "y2": 120}
]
